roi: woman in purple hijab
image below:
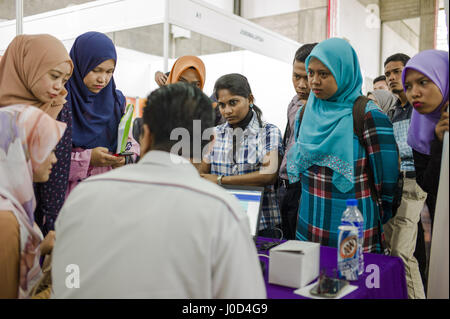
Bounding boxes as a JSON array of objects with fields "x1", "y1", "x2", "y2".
[{"x1": 402, "y1": 49, "x2": 449, "y2": 221}]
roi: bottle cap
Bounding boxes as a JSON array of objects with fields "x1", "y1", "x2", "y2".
[{"x1": 346, "y1": 199, "x2": 358, "y2": 207}]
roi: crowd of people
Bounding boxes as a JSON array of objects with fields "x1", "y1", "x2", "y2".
[{"x1": 0, "y1": 30, "x2": 448, "y2": 299}]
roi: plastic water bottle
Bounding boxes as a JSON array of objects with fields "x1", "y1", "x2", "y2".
[
  {"x1": 337, "y1": 225, "x2": 359, "y2": 280},
  {"x1": 340, "y1": 199, "x2": 364, "y2": 275}
]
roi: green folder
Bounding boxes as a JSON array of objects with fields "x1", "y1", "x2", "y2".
[{"x1": 116, "y1": 103, "x2": 134, "y2": 155}]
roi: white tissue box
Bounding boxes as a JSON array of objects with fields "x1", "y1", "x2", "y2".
[{"x1": 268, "y1": 240, "x2": 320, "y2": 289}]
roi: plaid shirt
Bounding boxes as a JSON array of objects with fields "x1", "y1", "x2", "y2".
[
  {"x1": 279, "y1": 95, "x2": 303, "y2": 180},
  {"x1": 389, "y1": 101, "x2": 415, "y2": 171},
  {"x1": 288, "y1": 106, "x2": 399, "y2": 253},
  {"x1": 205, "y1": 111, "x2": 284, "y2": 230}
]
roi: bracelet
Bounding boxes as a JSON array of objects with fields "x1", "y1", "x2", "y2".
[{"x1": 217, "y1": 175, "x2": 224, "y2": 185}]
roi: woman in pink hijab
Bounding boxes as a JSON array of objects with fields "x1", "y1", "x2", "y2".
[{"x1": 0, "y1": 105, "x2": 66, "y2": 298}]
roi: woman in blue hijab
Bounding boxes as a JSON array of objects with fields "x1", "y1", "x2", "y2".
[
  {"x1": 66, "y1": 32, "x2": 139, "y2": 196},
  {"x1": 287, "y1": 38, "x2": 399, "y2": 253}
]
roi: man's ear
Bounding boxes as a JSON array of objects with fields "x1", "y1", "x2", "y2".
[{"x1": 140, "y1": 123, "x2": 153, "y2": 155}]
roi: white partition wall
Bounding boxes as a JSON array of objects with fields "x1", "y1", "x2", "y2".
[
  {"x1": 1, "y1": 0, "x2": 166, "y2": 53},
  {"x1": 2, "y1": 0, "x2": 300, "y2": 63},
  {"x1": 336, "y1": 0, "x2": 381, "y2": 92},
  {"x1": 168, "y1": 0, "x2": 300, "y2": 63},
  {"x1": 427, "y1": 133, "x2": 449, "y2": 299}
]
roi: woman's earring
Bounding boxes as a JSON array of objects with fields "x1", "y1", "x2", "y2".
[{"x1": 249, "y1": 103, "x2": 254, "y2": 108}]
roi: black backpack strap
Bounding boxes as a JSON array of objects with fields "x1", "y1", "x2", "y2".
[
  {"x1": 282, "y1": 122, "x2": 289, "y2": 148},
  {"x1": 353, "y1": 96, "x2": 380, "y2": 204},
  {"x1": 296, "y1": 105, "x2": 306, "y2": 140},
  {"x1": 352, "y1": 96, "x2": 367, "y2": 140}
]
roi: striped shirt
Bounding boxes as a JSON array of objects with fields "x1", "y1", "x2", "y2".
[
  {"x1": 288, "y1": 106, "x2": 399, "y2": 253},
  {"x1": 279, "y1": 95, "x2": 303, "y2": 180},
  {"x1": 205, "y1": 110, "x2": 284, "y2": 230},
  {"x1": 388, "y1": 100, "x2": 414, "y2": 171}
]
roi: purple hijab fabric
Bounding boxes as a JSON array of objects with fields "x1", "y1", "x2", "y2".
[{"x1": 402, "y1": 50, "x2": 449, "y2": 155}]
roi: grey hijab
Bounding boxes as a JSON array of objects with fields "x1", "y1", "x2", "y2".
[{"x1": 369, "y1": 89, "x2": 398, "y2": 114}]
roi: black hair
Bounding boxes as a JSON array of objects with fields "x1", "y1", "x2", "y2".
[
  {"x1": 143, "y1": 82, "x2": 214, "y2": 157},
  {"x1": 293, "y1": 43, "x2": 318, "y2": 63},
  {"x1": 384, "y1": 53, "x2": 411, "y2": 67},
  {"x1": 373, "y1": 75, "x2": 387, "y2": 84},
  {"x1": 213, "y1": 73, "x2": 263, "y2": 127}
]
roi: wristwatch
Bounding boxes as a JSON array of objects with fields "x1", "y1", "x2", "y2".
[{"x1": 217, "y1": 175, "x2": 224, "y2": 185}]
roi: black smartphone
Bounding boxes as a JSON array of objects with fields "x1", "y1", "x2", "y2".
[{"x1": 309, "y1": 276, "x2": 349, "y2": 298}]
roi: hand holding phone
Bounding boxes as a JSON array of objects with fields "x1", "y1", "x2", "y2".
[{"x1": 90, "y1": 147, "x2": 122, "y2": 167}]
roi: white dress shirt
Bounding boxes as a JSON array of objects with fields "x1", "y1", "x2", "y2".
[{"x1": 52, "y1": 151, "x2": 266, "y2": 299}]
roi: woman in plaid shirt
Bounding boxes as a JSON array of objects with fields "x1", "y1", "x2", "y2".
[
  {"x1": 200, "y1": 73, "x2": 284, "y2": 237},
  {"x1": 287, "y1": 38, "x2": 399, "y2": 253}
]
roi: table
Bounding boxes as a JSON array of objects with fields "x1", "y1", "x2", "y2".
[{"x1": 257, "y1": 237, "x2": 408, "y2": 299}]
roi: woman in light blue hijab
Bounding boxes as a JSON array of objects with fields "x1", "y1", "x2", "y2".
[{"x1": 287, "y1": 38, "x2": 399, "y2": 253}]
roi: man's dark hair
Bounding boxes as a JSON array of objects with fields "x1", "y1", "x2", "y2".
[
  {"x1": 373, "y1": 75, "x2": 387, "y2": 84},
  {"x1": 293, "y1": 43, "x2": 318, "y2": 63},
  {"x1": 384, "y1": 53, "x2": 411, "y2": 67},
  {"x1": 143, "y1": 82, "x2": 214, "y2": 156},
  {"x1": 214, "y1": 73, "x2": 263, "y2": 127}
]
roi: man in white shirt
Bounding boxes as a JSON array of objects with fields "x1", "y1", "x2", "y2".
[{"x1": 52, "y1": 83, "x2": 266, "y2": 299}]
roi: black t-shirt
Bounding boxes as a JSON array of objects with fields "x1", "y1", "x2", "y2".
[{"x1": 412, "y1": 137, "x2": 443, "y2": 220}]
